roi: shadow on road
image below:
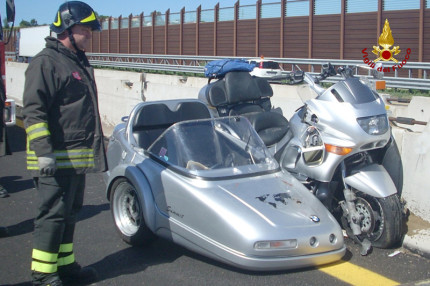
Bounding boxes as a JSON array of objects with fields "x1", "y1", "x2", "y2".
[
  {"x1": 6, "y1": 125, "x2": 26, "y2": 153},
  {"x1": 4, "y1": 218, "x2": 33, "y2": 237},
  {"x1": 0, "y1": 176, "x2": 34, "y2": 195},
  {"x1": 4, "y1": 203, "x2": 110, "y2": 239},
  {"x1": 77, "y1": 203, "x2": 110, "y2": 222},
  {"x1": 89, "y1": 237, "x2": 353, "y2": 283},
  {"x1": 89, "y1": 239, "x2": 185, "y2": 282}
]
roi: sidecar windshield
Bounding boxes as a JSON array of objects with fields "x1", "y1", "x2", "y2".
[{"x1": 147, "y1": 116, "x2": 279, "y2": 178}]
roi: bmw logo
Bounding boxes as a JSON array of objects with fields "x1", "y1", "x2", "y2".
[{"x1": 310, "y1": 215, "x2": 320, "y2": 223}]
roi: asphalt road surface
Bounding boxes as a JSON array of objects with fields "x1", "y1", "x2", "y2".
[{"x1": 1, "y1": 125, "x2": 430, "y2": 286}]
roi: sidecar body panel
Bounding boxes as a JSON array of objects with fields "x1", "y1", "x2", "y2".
[{"x1": 105, "y1": 99, "x2": 345, "y2": 271}]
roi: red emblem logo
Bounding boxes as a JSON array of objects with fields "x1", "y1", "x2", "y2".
[{"x1": 72, "y1": 72, "x2": 82, "y2": 80}]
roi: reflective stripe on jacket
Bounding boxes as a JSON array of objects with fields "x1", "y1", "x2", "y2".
[{"x1": 26, "y1": 148, "x2": 95, "y2": 170}]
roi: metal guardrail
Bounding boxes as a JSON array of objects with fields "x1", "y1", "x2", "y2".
[
  {"x1": 5, "y1": 52, "x2": 16, "y2": 61},
  {"x1": 86, "y1": 53, "x2": 430, "y2": 90},
  {"x1": 8, "y1": 51, "x2": 430, "y2": 90}
]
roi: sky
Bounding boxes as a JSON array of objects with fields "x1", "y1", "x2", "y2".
[{"x1": 0, "y1": 0, "x2": 267, "y2": 26}]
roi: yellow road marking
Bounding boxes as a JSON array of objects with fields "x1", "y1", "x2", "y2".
[{"x1": 319, "y1": 260, "x2": 399, "y2": 286}]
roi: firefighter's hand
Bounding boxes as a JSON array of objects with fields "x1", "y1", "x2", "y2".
[{"x1": 38, "y1": 154, "x2": 57, "y2": 176}]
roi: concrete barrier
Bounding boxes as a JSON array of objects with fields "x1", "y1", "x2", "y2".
[
  {"x1": 5, "y1": 62, "x2": 430, "y2": 227},
  {"x1": 388, "y1": 97, "x2": 430, "y2": 223}
]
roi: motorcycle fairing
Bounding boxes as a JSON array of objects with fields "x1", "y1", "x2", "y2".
[{"x1": 344, "y1": 164, "x2": 397, "y2": 198}]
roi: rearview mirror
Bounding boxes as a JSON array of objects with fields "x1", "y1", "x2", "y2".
[
  {"x1": 288, "y1": 70, "x2": 304, "y2": 84},
  {"x1": 321, "y1": 63, "x2": 336, "y2": 77},
  {"x1": 301, "y1": 126, "x2": 324, "y2": 166},
  {"x1": 6, "y1": 0, "x2": 15, "y2": 23},
  {"x1": 372, "y1": 63, "x2": 384, "y2": 80}
]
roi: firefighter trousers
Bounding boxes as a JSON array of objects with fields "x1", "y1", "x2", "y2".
[{"x1": 31, "y1": 174, "x2": 86, "y2": 274}]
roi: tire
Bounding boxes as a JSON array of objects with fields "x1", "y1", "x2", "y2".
[
  {"x1": 342, "y1": 191, "x2": 402, "y2": 249},
  {"x1": 110, "y1": 178, "x2": 156, "y2": 246}
]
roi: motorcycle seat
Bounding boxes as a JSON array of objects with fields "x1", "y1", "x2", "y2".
[
  {"x1": 202, "y1": 71, "x2": 289, "y2": 146},
  {"x1": 132, "y1": 101, "x2": 211, "y2": 149},
  {"x1": 228, "y1": 103, "x2": 264, "y2": 115},
  {"x1": 203, "y1": 71, "x2": 274, "y2": 114},
  {"x1": 246, "y1": 111, "x2": 289, "y2": 146},
  {"x1": 223, "y1": 72, "x2": 289, "y2": 146}
]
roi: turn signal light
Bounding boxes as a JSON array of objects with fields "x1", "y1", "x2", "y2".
[
  {"x1": 325, "y1": 144, "x2": 353, "y2": 156},
  {"x1": 254, "y1": 239, "x2": 297, "y2": 250}
]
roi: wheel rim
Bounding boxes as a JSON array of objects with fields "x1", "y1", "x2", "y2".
[
  {"x1": 355, "y1": 194, "x2": 384, "y2": 242},
  {"x1": 113, "y1": 182, "x2": 142, "y2": 236}
]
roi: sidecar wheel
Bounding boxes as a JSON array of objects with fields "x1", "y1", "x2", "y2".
[
  {"x1": 110, "y1": 178, "x2": 156, "y2": 246},
  {"x1": 342, "y1": 192, "x2": 402, "y2": 248}
]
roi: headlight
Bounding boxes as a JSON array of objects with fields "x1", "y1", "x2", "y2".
[{"x1": 357, "y1": 114, "x2": 388, "y2": 135}]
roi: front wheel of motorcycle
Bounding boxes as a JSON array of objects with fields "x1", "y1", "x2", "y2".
[{"x1": 342, "y1": 191, "x2": 403, "y2": 249}]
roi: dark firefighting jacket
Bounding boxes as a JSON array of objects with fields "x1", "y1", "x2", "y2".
[{"x1": 23, "y1": 37, "x2": 107, "y2": 176}]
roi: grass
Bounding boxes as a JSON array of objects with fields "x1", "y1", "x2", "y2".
[{"x1": 381, "y1": 88, "x2": 430, "y2": 99}]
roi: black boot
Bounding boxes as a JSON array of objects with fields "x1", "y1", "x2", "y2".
[
  {"x1": 32, "y1": 272, "x2": 63, "y2": 286},
  {"x1": 58, "y1": 262, "x2": 97, "y2": 285},
  {"x1": 0, "y1": 184, "x2": 9, "y2": 198}
]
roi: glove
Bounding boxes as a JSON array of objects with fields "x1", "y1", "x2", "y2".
[{"x1": 38, "y1": 153, "x2": 57, "y2": 176}]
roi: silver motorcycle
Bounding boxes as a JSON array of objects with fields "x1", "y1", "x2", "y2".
[
  {"x1": 198, "y1": 63, "x2": 404, "y2": 254},
  {"x1": 279, "y1": 64, "x2": 404, "y2": 254}
]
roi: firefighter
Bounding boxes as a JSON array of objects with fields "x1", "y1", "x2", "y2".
[{"x1": 22, "y1": 2, "x2": 107, "y2": 285}]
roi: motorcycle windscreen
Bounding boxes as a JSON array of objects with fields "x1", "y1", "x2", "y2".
[{"x1": 327, "y1": 78, "x2": 378, "y2": 104}]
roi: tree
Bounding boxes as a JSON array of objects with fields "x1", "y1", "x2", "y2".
[
  {"x1": 98, "y1": 15, "x2": 109, "y2": 21},
  {"x1": 19, "y1": 18, "x2": 38, "y2": 27},
  {"x1": 3, "y1": 18, "x2": 10, "y2": 29},
  {"x1": 19, "y1": 20, "x2": 30, "y2": 27},
  {"x1": 95, "y1": 11, "x2": 108, "y2": 22}
]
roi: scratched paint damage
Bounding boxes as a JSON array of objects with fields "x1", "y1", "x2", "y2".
[{"x1": 256, "y1": 192, "x2": 302, "y2": 209}]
